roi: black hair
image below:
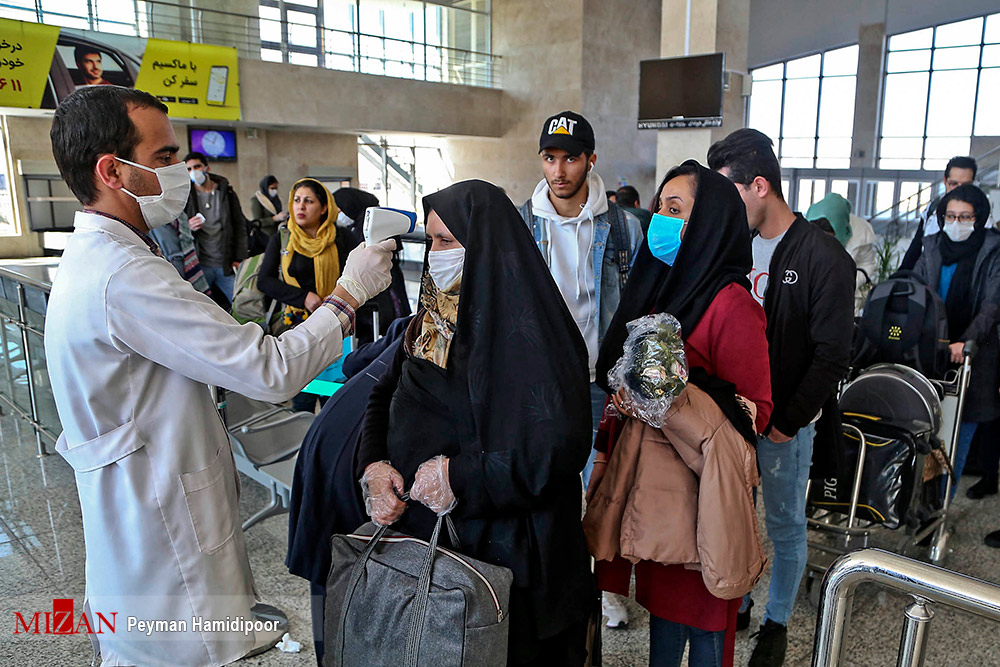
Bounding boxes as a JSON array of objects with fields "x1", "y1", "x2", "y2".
[
  {"x1": 183, "y1": 151, "x2": 209, "y2": 167},
  {"x1": 606, "y1": 189, "x2": 616, "y2": 199},
  {"x1": 50, "y1": 86, "x2": 169, "y2": 206},
  {"x1": 615, "y1": 185, "x2": 640, "y2": 208},
  {"x1": 936, "y1": 183, "x2": 990, "y2": 229},
  {"x1": 945, "y1": 156, "x2": 977, "y2": 181},
  {"x1": 293, "y1": 180, "x2": 329, "y2": 212},
  {"x1": 73, "y1": 46, "x2": 100, "y2": 66},
  {"x1": 650, "y1": 163, "x2": 700, "y2": 213},
  {"x1": 707, "y1": 128, "x2": 784, "y2": 201}
]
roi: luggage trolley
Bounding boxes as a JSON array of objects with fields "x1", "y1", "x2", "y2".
[{"x1": 803, "y1": 343, "x2": 976, "y2": 600}]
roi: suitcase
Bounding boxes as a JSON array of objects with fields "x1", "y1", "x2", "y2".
[{"x1": 324, "y1": 515, "x2": 512, "y2": 667}]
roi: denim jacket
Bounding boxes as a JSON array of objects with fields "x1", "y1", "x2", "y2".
[{"x1": 520, "y1": 201, "x2": 643, "y2": 342}]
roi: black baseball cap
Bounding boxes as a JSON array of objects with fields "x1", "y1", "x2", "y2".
[{"x1": 538, "y1": 111, "x2": 595, "y2": 156}]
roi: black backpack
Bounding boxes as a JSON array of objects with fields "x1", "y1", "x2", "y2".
[{"x1": 853, "y1": 271, "x2": 950, "y2": 379}]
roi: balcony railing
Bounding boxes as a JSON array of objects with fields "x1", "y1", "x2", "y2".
[{"x1": 0, "y1": 0, "x2": 500, "y2": 88}]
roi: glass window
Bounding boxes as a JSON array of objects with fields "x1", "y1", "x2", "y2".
[
  {"x1": 975, "y1": 68, "x2": 1000, "y2": 135},
  {"x1": 934, "y1": 17, "x2": 983, "y2": 47},
  {"x1": 880, "y1": 11, "x2": 999, "y2": 169},
  {"x1": 749, "y1": 45, "x2": 858, "y2": 168}
]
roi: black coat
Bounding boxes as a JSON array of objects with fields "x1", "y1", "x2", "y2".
[
  {"x1": 762, "y1": 215, "x2": 856, "y2": 436},
  {"x1": 914, "y1": 230, "x2": 1000, "y2": 422}
]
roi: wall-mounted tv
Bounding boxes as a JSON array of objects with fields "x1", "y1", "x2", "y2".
[
  {"x1": 638, "y1": 53, "x2": 725, "y2": 130},
  {"x1": 188, "y1": 127, "x2": 237, "y2": 161}
]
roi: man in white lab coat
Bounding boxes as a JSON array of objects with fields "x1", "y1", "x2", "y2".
[{"x1": 45, "y1": 86, "x2": 395, "y2": 666}]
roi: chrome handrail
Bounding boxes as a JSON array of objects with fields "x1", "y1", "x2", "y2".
[{"x1": 813, "y1": 549, "x2": 1000, "y2": 666}]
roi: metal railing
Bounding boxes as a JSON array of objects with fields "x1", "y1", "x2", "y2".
[
  {"x1": 0, "y1": 0, "x2": 500, "y2": 88},
  {"x1": 813, "y1": 549, "x2": 1000, "y2": 666}
]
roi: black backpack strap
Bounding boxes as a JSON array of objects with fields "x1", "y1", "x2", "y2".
[{"x1": 607, "y1": 203, "x2": 631, "y2": 289}]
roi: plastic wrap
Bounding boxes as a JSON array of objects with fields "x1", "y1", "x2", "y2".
[
  {"x1": 360, "y1": 460, "x2": 406, "y2": 525},
  {"x1": 410, "y1": 455, "x2": 458, "y2": 516},
  {"x1": 608, "y1": 313, "x2": 688, "y2": 428}
]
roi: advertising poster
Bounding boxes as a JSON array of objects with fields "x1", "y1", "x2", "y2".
[
  {"x1": 135, "y1": 39, "x2": 240, "y2": 121},
  {"x1": 0, "y1": 17, "x2": 60, "y2": 108},
  {"x1": 0, "y1": 17, "x2": 241, "y2": 121}
]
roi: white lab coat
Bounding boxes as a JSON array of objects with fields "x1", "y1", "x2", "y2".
[{"x1": 45, "y1": 212, "x2": 347, "y2": 666}]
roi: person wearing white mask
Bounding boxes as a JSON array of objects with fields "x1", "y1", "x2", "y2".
[
  {"x1": 250, "y1": 173, "x2": 289, "y2": 245},
  {"x1": 183, "y1": 150, "x2": 248, "y2": 304},
  {"x1": 45, "y1": 86, "x2": 396, "y2": 666},
  {"x1": 912, "y1": 184, "x2": 1000, "y2": 494},
  {"x1": 516, "y1": 110, "x2": 642, "y2": 630}
]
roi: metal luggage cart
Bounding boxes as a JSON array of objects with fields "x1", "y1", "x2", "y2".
[{"x1": 803, "y1": 344, "x2": 976, "y2": 601}]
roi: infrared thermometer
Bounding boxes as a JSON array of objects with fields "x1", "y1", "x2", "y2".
[{"x1": 363, "y1": 207, "x2": 417, "y2": 245}]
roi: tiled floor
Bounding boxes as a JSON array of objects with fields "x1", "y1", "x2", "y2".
[{"x1": 2, "y1": 410, "x2": 1000, "y2": 666}]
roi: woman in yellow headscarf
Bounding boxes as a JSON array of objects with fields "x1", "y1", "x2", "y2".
[{"x1": 258, "y1": 177, "x2": 342, "y2": 411}]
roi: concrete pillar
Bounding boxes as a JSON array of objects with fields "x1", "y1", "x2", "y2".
[
  {"x1": 850, "y1": 23, "x2": 886, "y2": 169},
  {"x1": 655, "y1": 0, "x2": 750, "y2": 178}
]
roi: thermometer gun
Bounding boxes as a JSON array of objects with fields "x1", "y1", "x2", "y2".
[{"x1": 363, "y1": 207, "x2": 417, "y2": 245}]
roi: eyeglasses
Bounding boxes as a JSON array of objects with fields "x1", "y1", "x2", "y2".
[{"x1": 943, "y1": 213, "x2": 976, "y2": 223}]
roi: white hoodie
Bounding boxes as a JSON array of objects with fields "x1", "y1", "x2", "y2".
[{"x1": 530, "y1": 170, "x2": 609, "y2": 379}]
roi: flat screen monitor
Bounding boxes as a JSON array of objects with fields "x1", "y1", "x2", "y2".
[
  {"x1": 638, "y1": 53, "x2": 725, "y2": 129},
  {"x1": 188, "y1": 128, "x2": 237, "y2": 161}
]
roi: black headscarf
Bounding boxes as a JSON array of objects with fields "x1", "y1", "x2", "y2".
[
  {"x1": 333, "y1": 187, "x2": 380, "y2": 227},
  {"x1": 596, "y1": 160, "x2": 753, "y2": 393},
  {"x1": 419, "y1": 180, "x2": 591, "y2": 462},
  {"x1": 259, "y1": 174, "x2": 281, "y2": 213},
  {"x1": 935, "y1": 183, "x2": 991, "y2": 339}
]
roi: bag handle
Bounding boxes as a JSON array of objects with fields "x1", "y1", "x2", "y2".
[{"x1": 338, "y1": 512, "x2": 460, "y2": 664}]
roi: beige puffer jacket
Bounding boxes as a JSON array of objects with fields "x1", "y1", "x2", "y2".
[{"x1": 582, "y1": 383, "x2": 766, "y2": 600}]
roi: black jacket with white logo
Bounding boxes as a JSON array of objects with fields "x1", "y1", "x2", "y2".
[{"x1": 762, "y1": 214, "x2": 855, "y2": 437}]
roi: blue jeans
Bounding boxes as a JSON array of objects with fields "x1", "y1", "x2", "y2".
[
  {"x1": 582, "y1": 382, "x2": 607, "y2": 489},
  {"x1": 942, "y1": 421, "x2": 978, "y2": 500},
  {"x1": 649, "y1": 614, "x2": 724, "y2": 667},
  {"x1": 202, "y1": 266, "x2": 235, "y2": 303},
  {"x1": 756, "y1": 422, "x2": 816, "y2": 626}
]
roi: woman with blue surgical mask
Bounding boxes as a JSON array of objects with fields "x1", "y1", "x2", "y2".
[
  {"x1": 591, "y1": 161, "x2": 773, "y2": 667},
  {"x1": 912, "y1": 184, "x2": 1000, "y2": 499}
]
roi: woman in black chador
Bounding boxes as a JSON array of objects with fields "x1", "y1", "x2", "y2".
[{"x1": 357, "y1": 179, "x2": 596, "y2": 666}]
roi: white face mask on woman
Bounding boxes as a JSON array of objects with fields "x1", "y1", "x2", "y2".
[
  {"x1": 427, "y1": 247, "x2": 465, "y2": 290},
  {"x1": 943, "y1": 220, "x2": 975, "y2": 242},
  {"x1": 117, "y1": 158, "x2": 191, "y2": 229},
  {"x1": 268, "y1": 187, "x2": 279, "y2": 198}
]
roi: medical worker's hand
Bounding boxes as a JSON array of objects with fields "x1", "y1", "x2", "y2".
[
  {"x1": 410, "y1": 456, "x2": 457, "y2": 516},
  {"x1": 334, "y1": 240, "x2": 396, "y2": 308},
  {"x1": 361, "y1": 461, "x2": 407, "y2": 525}
]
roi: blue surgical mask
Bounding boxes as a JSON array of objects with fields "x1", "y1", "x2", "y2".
[{"x1": 647, "y1": 213, "x2": 685, "y2": 265}]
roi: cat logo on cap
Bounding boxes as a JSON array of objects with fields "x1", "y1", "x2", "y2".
[{"x1": 548, "y1": 116, "x2": 578, "y2": 136}]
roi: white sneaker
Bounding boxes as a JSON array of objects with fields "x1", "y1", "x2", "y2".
[{"x1": 602, "y1": 592, "x2": 629, "y2": 628}]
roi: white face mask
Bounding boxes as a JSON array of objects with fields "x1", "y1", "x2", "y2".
[
  {"x1": 943, "y1": 220, "x2": 975, "y2": 242},
  {"x1": 117, "y1": 158, "x2": 191, "y2": 230},
  {"x1": 268, "y1": 187, "x2": 279, "y2": 198},
  {"x1": 427, "y1": 247, "x2": 465, "y2": 290},
  {"x1": 189, "y1": 168, "x2": 207, "y2": 186},
  {"x1": 336, "y1": 211, "x2": 354, "y2": 228}
]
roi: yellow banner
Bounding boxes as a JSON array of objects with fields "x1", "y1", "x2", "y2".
[
  {"x1": 0, "y1": 19, "x2": 59, "y2": 108},
  {"x1": 135, "y1": 39, "x2": 240, "y2": 121}
]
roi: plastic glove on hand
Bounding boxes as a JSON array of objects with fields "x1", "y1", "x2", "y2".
[
  {"x1": 410, "y1": 455, "x2": 457, "y2": 516},
  {"x1": 360, "y1": 461, "x2": 407, "y2": 525},
  {"x1": 336, "y1": 239, "x2": 396, "y2": 307}
]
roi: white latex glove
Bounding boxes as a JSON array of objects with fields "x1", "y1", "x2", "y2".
[
  {"x1": 410, "y1": 455, "x2": 457, "y2": 516},
  {"x1": 336, "y1": 239, "x2": 396, "y2": 307}
]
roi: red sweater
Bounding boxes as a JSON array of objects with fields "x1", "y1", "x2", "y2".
[{"x1": 595, "y1": 283, "x2": 772, "y2": 666}]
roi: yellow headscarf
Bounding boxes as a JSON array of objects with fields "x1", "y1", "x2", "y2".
[{"x1": 280, "y1": 178, "x2": 340, "y2": 324}]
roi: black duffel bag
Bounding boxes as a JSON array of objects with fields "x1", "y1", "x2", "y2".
[
  {"x1": 808, "y1": 416, "x2": 929, "y2": 529},
  {"x1": 325, "y1": 515, "x2": 512, "y2": 667}
]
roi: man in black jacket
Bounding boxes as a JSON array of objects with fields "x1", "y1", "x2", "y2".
[
  {"x1": 183, "y1": 151, "x2": 249, "y2": 306},
  {"x1": 709, "y1": 129, "x2": 854, "y2": 667}
]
